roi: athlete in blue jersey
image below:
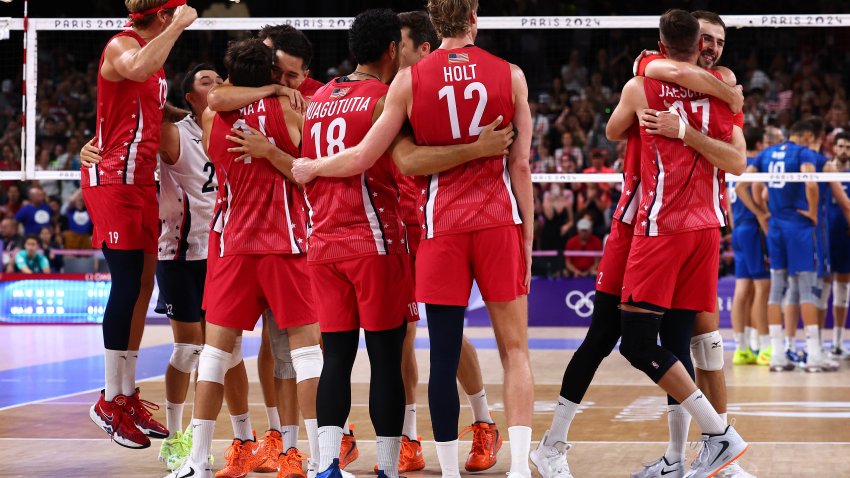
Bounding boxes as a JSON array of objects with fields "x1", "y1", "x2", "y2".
[
  {"x1": 730, "y1": 127, "x2": 771, "y2": 367},
  {"x1": 737, "y1": 120, "x2": 838, "y2": 372},
  {"x1": 827, "y1": 132, "x2": 850, "y2": 358}
]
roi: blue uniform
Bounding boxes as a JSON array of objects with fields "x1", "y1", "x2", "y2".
[
  {"x1": 730, "y1": 157, "x2": 769, "y2": 279},
  {"x1": 815, "y1": 152, "x2": 831, "y2": 278},
  {"x1": 753, "y1": 142, "x2": 818, "y2": 274},
  {"x1": 828, "y1": 174, "x2": 850, "y2": 274}
]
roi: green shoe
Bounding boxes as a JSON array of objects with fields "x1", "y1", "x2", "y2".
[
  {"x1": 173, "y1": 424, "x2": 213, "y2": 469},
  {"x1": 756, "y1": 345, "x2": 772, "y2": 365},
  {"x1": 733, "y1": 349, "x2": 757, "y2": 365},
  {"x1": 159, "y1": 431, "x2": 185, "y2": 470}
]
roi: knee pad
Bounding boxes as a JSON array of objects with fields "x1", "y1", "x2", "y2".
[
  {"x1": 834, "y1": 281, "x2": 850, "y2": 308},
  {"x1": 818, "y1": 280, "x2": 831, "y2": 311},
  {"x1": 798, "y1": 271, "x2": 820, "y2": 305},
  {"x1": 690, "y1": 331, "x2": 724, "y2": 371},
  {"x1": 197, "y1": 345, "x2": 231, "y2": 385},
  {"x1": 268, "y1": 324, "x2": 297, "y2": 380},
  {"x1": 619, "y1": 312, "x2": 677, "y2": 383},
  {"x1": 169, "y1": 343, "x2": 202, "y2": 373},
  {"x1": 785, "y1": 276, "x2": 800, "y2": 305},
  {"x1": 768, "y1": 269, "x2": 787, "y2": 305},
  {"x1": 229, "y1": 336, "x2": 243, "y2": 369},
  {"x1": 291, "y1": 345, "x2": 323, "y2": 383}
]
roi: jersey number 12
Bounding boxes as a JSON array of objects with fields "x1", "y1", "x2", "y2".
[{"x1": 438, "y1": 82, "x2": 488, "y2": 140}]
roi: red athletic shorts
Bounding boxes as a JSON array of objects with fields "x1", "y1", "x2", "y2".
[
  {"x1": 309, "y1": 254, "x2": 412, "y2": 332},
  {"x1": 621, "y1": 228, "x2": 720, "y2": 312},
  {"x1": 82, "y1": 185, "x2": 158, "y2": 254},
  {"x1": 404, "y1": 224, "x2": 421, "y2": 323},
  {"x1": 201, "y1": 229, "x2": 221, "y2": 311},
  {"x1": 416, "y1": 224, "x2": 527, "y2": 306},
  {"x1": 205, "y1": 254, "x2": 316, "y2": 331},
  {"x1": 596, "y1": 219, "x2": 634, "y2": 296}
]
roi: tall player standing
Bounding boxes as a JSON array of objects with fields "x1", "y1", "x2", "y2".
[
  {"x1": 83, "y1": 0, "x2": 195, "y2": 449},
  {"x1": 828, "y1": 132, "x2": 850, "y2": 357},
  {"x1": 168, "y1": 38, "x2": 323, "y2": 478},
  {"x1": 604, "y1": 10, "x2": 748, "y2": 478},
  {"x1": 293, "y1": 2, "x2": 537, "y2": 477}
]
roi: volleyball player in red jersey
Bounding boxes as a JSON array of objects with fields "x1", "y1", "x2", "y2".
[
  {"x1": 293, "y1": 2, "x2": 534, "y2": 477},
  {"x1": 168, "y1": 39, "x2": 323, "y2": 478},
  {"x1": 81, "y1": 0, "x2": 195, "y2": 450},
  {"x1": 603, "y1": 11, "x2": 748, "y2": 478}
]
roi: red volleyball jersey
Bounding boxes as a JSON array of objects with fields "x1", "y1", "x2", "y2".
[
  {"x1": 83, "y1": 30, "x2": 167, "y2": 188},
  {"x1": 408, "y1": 46, "x2": 521, "y2": 239},
  {"x1": 302, "y1": 78, "x2": 406, "y2": 263},
  {"x1": 207, "y1": 97, "x2": 307, "y2": 255},
  {"x1": 298, "y1": 77, "x2": 325, "y2": 99},
  {"x1": 634, "y1": 73, "x2": 733, "y2": 236},
  {"x1": 614, "y1": 123, "x2": 642, "y2": 225}
]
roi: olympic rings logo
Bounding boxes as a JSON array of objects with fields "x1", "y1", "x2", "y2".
[{"x1": 565, "y1": 290, "x2": 595, "y2": 318}]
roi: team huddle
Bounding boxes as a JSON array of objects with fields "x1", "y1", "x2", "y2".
[{"x1": 77, "y1": 1, "x2": 850, "y2": 478}]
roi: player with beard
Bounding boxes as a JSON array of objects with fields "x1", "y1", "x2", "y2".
[{"x1": 827, "y1": 132, "x2": 850, "y2": 357}]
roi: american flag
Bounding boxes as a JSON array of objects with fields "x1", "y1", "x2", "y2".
[
  {"x1": 330, "y1": 87, "x2": 350, "y2": 99},
  {"x1": 448, "y1": 52, "x2": 469, "y2": 63}
]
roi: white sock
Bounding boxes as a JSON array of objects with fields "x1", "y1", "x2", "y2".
[
  {"x1": 745, "y1": 326, "x2": 758, "y2": 350},
  {"x1": 304, "y1": 419, "x2": 319, "y2": 464},
  {"x1": 834, "y1": 327, "x2": 844, "y2": 349},
  {"x1": 784, "y1": 335, "x2": 793, "y2": 351},
  {"x1": 343, "y1": 418, "x2": 350, "y2": 434},
  {"x1": 508, "y1": 426, "x2": 532, "y2": 477},
  {"x1": 719, "y1": 412, "x2": 728, "y2": 425},
  {"x1": 435, "y1": 440, "x2": 460, "y2": 478},
  {"x1": 189, "y1": 418, "x2": 215, "y2": 465},
  {"x1": 769, "y1": 325, "x2": 784, "y2": 355},
  {"x1": 402, "y1": 403, "x2": 418, "y2": 439},
  {"x1": 467, "y1": 388, "x2": 493, "y2": 424},
  {"x1": 665, "y1": 405, "x2": 691, "y2": 463},
  {"x1": 282, "y1": 424, "x2": 299, "y2": 451},
  {"x1": 680, "y1": 389, "x2": 726, "y2": 435},
  {"x1": 805, "y1": 324, "x2": 821, "y2": 357},
  {"x1": 166, "y1": 400, "x2": 184, "y2": 438},
  {"x1": 733, "y1": 332, "x2": 746, "y2": 351},
  {"x1": 759, "y1": 334, "x2": 771, "y2": 352},
  {"x1": 122, "y1": 350, "x2": 138, "y2": 396},
  {"x1": 546, "y1": 396, "x2": 579, "y2": 445},
  {"x1": 104, "y1": 349, "x2": 126, "y2": 401},
  {"x1": 230, "y1": 412, "x2": 253, "y2": 441},
  {"x1": 266, "y1": 406, "x2": 281, "y2": 432},
  {"x1": 377, "y1": 436, "x2": 402, "y2": 478},
  {"x1": 318, "y1": 426, "x2": 343, "y2": 472}
]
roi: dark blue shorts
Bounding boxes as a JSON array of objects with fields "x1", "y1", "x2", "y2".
[{"x1": 155, "y1": 260, "x2": 207, "y2": 322}]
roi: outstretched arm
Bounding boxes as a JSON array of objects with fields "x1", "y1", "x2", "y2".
[
  {"x1": 390, "y1": 117, "x2": 514, "y2": 176},
  {"x1": 207, "y1": 82, "x2": 306, "y2": 113},
  {"x1": 292, "y1": 68, "x2": 412, "y2": 183},
  {"x1": 508, "y1": 64, "x2": 534, "y2": 288}
]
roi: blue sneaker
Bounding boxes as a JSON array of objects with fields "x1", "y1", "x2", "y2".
[
  {"x1": 786, "y1": 348, "x2": 806, "y2": 366},
  {"x1": 318, "y1": 459, "x2": 344, "y2": 478},
  {"x1": 376, "y1": 471, "x2": 389, "y2": 478}
]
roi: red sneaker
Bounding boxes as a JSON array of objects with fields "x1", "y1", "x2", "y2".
[
  {"x1": 124, "y1": 388, "x2": 169, "y2": 438},
  {"x1": 373, "y1": 435, "x2": 425, "y2": 474},
  {"x1": 339, "y1": 426, "x2": 359, "y2": 469},
  {"x1": 89, "y1": 390, "x2": 151, "y2": 449},
  {"x1": 461, "y1": 421, "x2": 502, "y2": 472}
]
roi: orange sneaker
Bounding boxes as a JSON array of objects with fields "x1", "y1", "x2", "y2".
[
  {"x1": 373, "y1": 435, "x2": 426, "y2": 474},
  {"x1": 461, "y1": 421, "x2": 502, "y2": 472},
  {"x1": 215, "y1": 438, "x2": 257, "y2": 478},
  {"x1": 252, "y1": 429, "x2": 283, "y2": 472},
  {"x1": 278, "y1": 447, "x2": 307, "y2": 478},
  {"x1": 339, "y1": 426, "x2": 359, "y2": 469}
]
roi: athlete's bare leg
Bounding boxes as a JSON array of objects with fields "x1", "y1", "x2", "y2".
[
  {"x1": 258, "y1": 320, "x2": 279, "y2": 416},
  {"x1": 693, "y1": 310, "x2": 726, "y2": 415},
  {"x1": 278, "y1": 378, "x2": 299, "y2": 425},
  {"x1": 486, "y1": 296, "x2": 533, "y2": 427},
  {"x1": 752, "y1": 279, "x2": 770, "y2": 337},
  {"x1": 128, "y1": 253, "x2": 156, "y2": 350},
  {"x1": 456, "y1": 336, "x2": 485, "y2": 396},
  {"x1": 224, "y1": 360, "x2": 251, "y2": 417},
  {"x1": 784, "y1": 301, "x2": 799, "y2": 346},
  {"x1": 731, "y1": 279, "x2": 754, "y2": 339},
  {"x1": 834, "y1": 273, "x2": 850, "y2": 348}
]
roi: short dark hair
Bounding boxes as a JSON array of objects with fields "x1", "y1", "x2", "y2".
[
  {"x1": 692, "y1": 10, "x2": 726, "y2": 32},
  {"x1": 835, "y1": 131, "x2": 850, "y2": 144},
  {"x1": 224, "y1": 38, "x2": 276, "y2": 88},
  {"x1": 809, "y1": 116, "x2": 825, "y2": 136},
  {"x1": 181, "y1": 63, "x2": 217, "y2": 109},
  {"x1": 790, "y1": 120, "x2": 816, "y2": 136},
  {"x1": 659, "y1": 9, "x2": 701, "y2": 60},
  {"x1": 260, "y1": 24, "x2": 314, "y2": 70},
  {"x1": 399, "y1": 10, "x2": 440, "y2": 51},
  {"x1": 744, "y1": 126, "x2": 764, "y2": 151},
  {"x1": 349, "y1": 9, "x2": 402, "y2": 65},
  {"x1": 24, "y1": 234, "x2": 39, "y2": 244}
]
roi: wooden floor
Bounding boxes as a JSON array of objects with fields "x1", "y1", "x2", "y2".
[{"x1": 2, "y1": 325, "x2": 850, "y2": 477}]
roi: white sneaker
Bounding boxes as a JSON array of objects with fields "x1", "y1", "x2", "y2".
[
  {"x1": 804, "y1": 353, "x2": 840, "y2": 372},
  {"x1": 529, "y1": 430, "x2": 574, "y2": 478},
  {"x1": 631, "y1": 456, "x2": 683, "y2": 478},
  {"x1": 307, "y1": 460, "x2": 318, "y2": 478},
  {"x1": 683, "y1": 425, "x2": 748, "y2": 478},
  {"x1": 716, "y1": 460, "x2": 757, "y2": 477},
  {"x1": 769, "y1": 352, "x2": 795, "y2": 372},
  {"x1": 164, "y1": 458, "x2": 212, "y2": 478}
]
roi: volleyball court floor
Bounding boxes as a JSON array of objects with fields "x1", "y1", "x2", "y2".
[{"x1": 1, "y1": 324, "x2": 849, "y2": 477}]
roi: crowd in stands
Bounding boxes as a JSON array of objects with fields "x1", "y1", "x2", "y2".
[{"x1": 0, "y1": 17, "x2": 847, "y2": 276}]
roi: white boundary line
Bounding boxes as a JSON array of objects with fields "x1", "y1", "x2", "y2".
[{"x1": 0, "y1": 438, "x2": 847, "y2": 445}]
